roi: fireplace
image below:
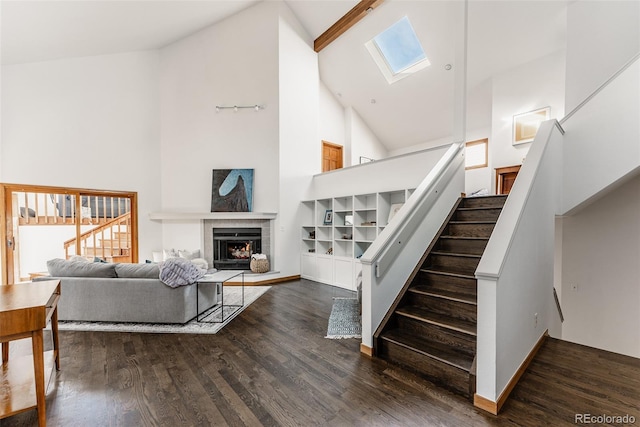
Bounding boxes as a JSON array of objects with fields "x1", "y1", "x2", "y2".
[{"x1": 213, "y1": 228, "x2": 262, "y2": 270}]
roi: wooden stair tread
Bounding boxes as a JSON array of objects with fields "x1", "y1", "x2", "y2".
[
  {"x1": 449, "y1": 220, "x2": 497, "y2": 225},
  {"x1": 423, "y1": 264, "x2": 477, "y2": 276},
  {"x1": 430, "y1": 251, "x2": 482, "y2": 259},
  {"x1": 409, "y1": 285, "x2": 476, "y2": 305},
  {"x1": 456, "y1": 207, "x2": 502, "y2": 211},
  {"x1": 439, "y1": 236, "x2": 489, "y2": 240},
  {"x1": 463, "y1": 195, "x2": 506, "y2": 200},
  {"x1": 420, "y1": 269, "x2": 475, "y2": 280},
  {"x1": 380, "y1": 329, "x2": 474, "y2": 372},
  {"x1": 395, "y1": 306, "x2": 477, "y2": 336}
]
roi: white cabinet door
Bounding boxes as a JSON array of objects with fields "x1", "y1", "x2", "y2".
[
  {"x1": 334, "y1": 257, "x2": 354, "y2": 290},
  {"x1": 316, "y1": 255, "x2": 334, "y2": 284},
  {"x1": 301, "y1": 254, "x2": 317, "y2": 279}
]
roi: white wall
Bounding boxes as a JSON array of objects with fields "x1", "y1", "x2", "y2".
[
  {"x1": 1, "y1": 51, "x2": 163, "y2": 261},
  {"x1": 308, "y1": 146, "x2": 449, "y2": 200},
  {"x1": 561, "y1": 58, "x2": 640, "y2": 215},
  {"x1": 389, "y1": 48, "x2": 566, "y2": 198},
  {"x1": 490, "y1": 50, "x2": 566, "y2": 193},
  {"x1": 565, "y1": 0, "x2": 640, "y2": 112},
  {"x1": 561, "y1": 175, "x2": 640, "y2": 358},
  {"x1": 346, "y1": 107, "x2": 388, "y2": 166},
  {"x1": 278, "y1": 2, "x2": 319, "y2": 277},
  {"x1": 319, "y1": 81, "x2": 345, "y2": 157},
  {"x1": 464, "y1": 78, "x2": 493, "y2": 195},
  {"x1": 158, "y1": 1, "x2": 280, "y2": 254}
]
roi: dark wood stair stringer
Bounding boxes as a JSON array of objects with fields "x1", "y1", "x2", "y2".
[{"x1": 373, "y1": 195, "x2": 508, "y2": 399}]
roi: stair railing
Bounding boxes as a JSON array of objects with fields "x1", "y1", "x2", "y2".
[
  {"x1": 64, "y1": 212, "x2": 131, "y2": 261},
  {"x1": 474, "y1": 52, "x2": 640, "y2": 410},
  {"x1": 473, "y1": 119, "x2": 563, "y2": 407},
  {"x1": 360, "y1": 141, "x2": 466, "y2": 351}
]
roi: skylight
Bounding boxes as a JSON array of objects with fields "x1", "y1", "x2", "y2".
[{"x1": 366, "y1": 16, "x2": 430, "y2": 84}]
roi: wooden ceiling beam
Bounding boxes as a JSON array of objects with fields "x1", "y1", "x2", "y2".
[{"x1": 314, "y1": 0, "x2": 385, "y2": 53}]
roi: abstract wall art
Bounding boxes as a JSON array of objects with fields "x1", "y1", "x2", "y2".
[{"x1": 211, "y1": 169, "x2": 254, "y2": 212}]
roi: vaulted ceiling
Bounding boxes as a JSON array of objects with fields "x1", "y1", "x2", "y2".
[{"x1": 0, "y1": 0, "x2": 568, "y2": 151}]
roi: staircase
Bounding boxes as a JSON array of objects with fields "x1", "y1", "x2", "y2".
[
  {"x1": 374, "y1": 195, "x2": 507, "y2": 398},
  {"x1": 83, "y1": 231, "x2": 131, "y2": 262},
  {"x1": 64, "y1": 212, "x2": 132, "y2": 263}
]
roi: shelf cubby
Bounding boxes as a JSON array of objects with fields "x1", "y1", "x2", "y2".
[
  {"x1": 333, "y1": 196, "x2": 353, "y2": 213},
  {"x1": 354, "y1": 225, "x2": 376, "y2": 242},
  {"x1": 333, "y1": 239, "x2": 353, "y2": 257}
]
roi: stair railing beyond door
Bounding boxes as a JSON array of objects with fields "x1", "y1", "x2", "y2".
[{"x1": 64, "y1": 212, "x2": 132, "y2": 263}]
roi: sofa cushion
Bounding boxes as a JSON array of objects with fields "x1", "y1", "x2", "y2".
[
  {"x1": 47, "y1": 258, "x2": 117, "y2": 278},
  {"x1": 115, "y1": 263, "x2": 160, "y2": 279}
]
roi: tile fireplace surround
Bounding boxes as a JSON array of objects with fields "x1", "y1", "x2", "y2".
[{"x1": 203, "y1": 219, "x2": 272, "y2": 271}]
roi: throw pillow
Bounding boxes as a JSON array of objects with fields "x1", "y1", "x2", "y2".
[
  {"x1": 178, "y1": 249, "x2": 200, "y2": 260},
  {"x1": 162, "y1": 248, "x2": 178, "y2": 260},
  {"x1": 152, "y1": 251, "x2": 163, "y2": 263}
]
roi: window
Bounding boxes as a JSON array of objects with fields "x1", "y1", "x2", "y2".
[
  {"x1": 465, "y1": 139, "x2": 488, "y2": 170},
  {"x1": 366, "y1": 16, "x2": 430, "y2": 84}
]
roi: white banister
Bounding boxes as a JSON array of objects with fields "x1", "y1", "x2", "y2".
[
  {"x1": 475, "y1": 51, "x2": 640, "y2": 405},
  {"x1": 361, "y1": 141, "x2": 465, "y2": 276},
  {"x1": 360, "y1": 141, "x2": 466, "y2": 349}
]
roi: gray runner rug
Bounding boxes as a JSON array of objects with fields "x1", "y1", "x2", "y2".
[{"x1": 325, "y1": 297, "x2": 361, "y2": 339}]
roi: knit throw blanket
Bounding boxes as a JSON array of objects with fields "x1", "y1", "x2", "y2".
[{"x1": 159, "y1": 257, "x2": 206, "y2": 288}]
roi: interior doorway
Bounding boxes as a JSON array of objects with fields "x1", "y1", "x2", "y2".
[{"x1": 322, "y1": 141, "x2": 344, "y2": 172}]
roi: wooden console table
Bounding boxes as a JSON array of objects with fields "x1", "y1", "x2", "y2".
[{"x1": 0, "y1": 280, "x2": 61, "y2": 426}]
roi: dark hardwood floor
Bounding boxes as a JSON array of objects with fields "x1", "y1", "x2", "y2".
[{"x1": 5, "y1": 279, "x2": 639, "y2": 426}]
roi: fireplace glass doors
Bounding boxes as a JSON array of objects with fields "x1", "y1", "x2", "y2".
[{"x1": 213, "y1": 228, "x2": 261, "y2": 270}]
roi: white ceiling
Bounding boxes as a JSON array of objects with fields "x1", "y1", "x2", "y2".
[{"x1": 0, "y1": 0, "x2": 568, "y2": 151}]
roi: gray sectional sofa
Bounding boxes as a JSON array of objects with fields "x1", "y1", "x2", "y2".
[{"x1": 34, "y1": 259, "x2": 217, "y2": 324}]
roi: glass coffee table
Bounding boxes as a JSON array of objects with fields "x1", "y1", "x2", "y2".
[{"x1": 196, "y1": 270, "x2": 244, "y2": 323}]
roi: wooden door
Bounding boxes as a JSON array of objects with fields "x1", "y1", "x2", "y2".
[
  {"x1": 322, "y1": 141, "x2": 343, "y2": 172},
  {"x1": 496, "y1": 165, "x2": 522, "y2": 195}
]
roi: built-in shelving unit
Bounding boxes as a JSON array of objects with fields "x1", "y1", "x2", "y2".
[{"x1": 300, "y1": 188, "x2": 415, "y2": 290}]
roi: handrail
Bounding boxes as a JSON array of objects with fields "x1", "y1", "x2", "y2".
[
  {"x1": 64, "y1": 212, "x2": 132, "y2": 261},
  {"x1": 561, "y1": 52, "x2": 640, "y2": 126},
  {"x1": 475, "y1": 120, "x2": 560, "y2": 279},
  {"x1": 361, "y1": 141, "x2": 465, "y2": 277},
  {"x1": 63, "y1": 212, "x2": 131, "y2": 247}
]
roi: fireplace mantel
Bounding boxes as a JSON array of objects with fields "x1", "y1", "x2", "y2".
[{"x1": 149, "y1": 212, "x2": 277, "y2": 221}]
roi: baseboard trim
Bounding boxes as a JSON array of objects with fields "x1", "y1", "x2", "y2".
[
  {"x1": 360, "y1": 343, "x2": 373, "y2": 357},
  {"x1": 473, "y1": 394, "x2": 498, "y2": 415},
  {"x1": 474, "y1": 330, "x2": 548, "y2": 415},
  {"x1": 226, "y1": 275, "x2": 300, "y2": 286}
]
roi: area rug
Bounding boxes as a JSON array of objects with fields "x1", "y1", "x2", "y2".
[
  {"x1": 325, "y1": 297, "x2": 361, "y2": 339},
  {"x1": 56, "y1": 286, "x2": 270, "y2": 334}
]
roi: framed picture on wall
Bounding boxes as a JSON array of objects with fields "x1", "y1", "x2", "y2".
[
  {"x1": 512, "y1": 107, "x2": 550, "y2": 145},
  {"x1": 211, "y1": 169, "x2": 254, "y2": 212},
  {"x1": 323, "y1": 209, "x2": 333, "y2": 225}
]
